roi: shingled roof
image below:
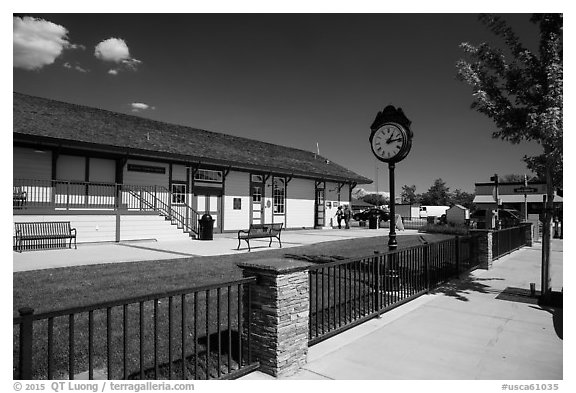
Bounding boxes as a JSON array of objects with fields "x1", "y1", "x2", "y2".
[{"x1": 13, "y1": 93, "x2": 371, "y2": 184}]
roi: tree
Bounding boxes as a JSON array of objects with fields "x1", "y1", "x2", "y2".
[
  {"x1": 500, "y1": 174, "x2": 541, "y2": 183},
  {"x1": 362, "y1": 193, "x2": 389, "y2": 206},
  {"x1": 456, "y1": 14, "x2": 562, "y2": 298},
  {"x1": 420, "y1": 178, "x2": 451, "y2": 206},
  {"x1": 451, "y1": 189, "x2": 475, "y2": 210},
  {"x1": 400, "y1": 184, "x2": 418, "y2": 204}
]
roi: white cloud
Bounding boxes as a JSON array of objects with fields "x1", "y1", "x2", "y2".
[
  {"x1": 14, "y1": 16, "x2": 72, "y2": 70},
  {"x1": 63, "y1": 62, "x2": 88, "y2": 73},
  {"x1": 131, "y1": 102, "x2": 155, "y2": 112},
  {"x1": 95, "y1": 38, "x2": 141, "y2": 72}
]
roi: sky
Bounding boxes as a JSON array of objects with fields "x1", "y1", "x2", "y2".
[{"x1": 11, "y1": 11, "x2": 553, "y2": 194}]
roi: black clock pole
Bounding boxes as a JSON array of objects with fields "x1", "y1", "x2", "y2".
[{"x1": 388, "y1": 162, "x2": 397, "y2": 250}]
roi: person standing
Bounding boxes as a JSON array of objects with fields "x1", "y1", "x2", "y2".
[
  {"x1": 343, "y1": 205, "x2": 352, "y2": 229},
  {"x1": 335, "y1": 206, "x2": 344, "y2": 229}
]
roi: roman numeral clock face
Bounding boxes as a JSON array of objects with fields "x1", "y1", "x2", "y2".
[{"x1": 371, "y1": 123, "x2": 406, "y2": 162}]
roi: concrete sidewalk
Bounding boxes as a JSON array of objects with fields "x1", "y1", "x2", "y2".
[
  {"x1": 13, "y1": 227, "x2": 418, "y2": 272},
  {"x1": 241, "y1": 239, "x2": 563, "y2": 380}
]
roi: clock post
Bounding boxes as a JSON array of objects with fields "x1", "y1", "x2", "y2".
[
  {"x1": 388, "y1": 162, "x2": 397, "y2": 249},
  {"x1": 368, "y1": 105, "x2": 413, "y2": 251}
]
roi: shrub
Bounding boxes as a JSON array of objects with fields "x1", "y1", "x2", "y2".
[{"x1": 419, "y1": 223, "x2": 469, "y2": 236}]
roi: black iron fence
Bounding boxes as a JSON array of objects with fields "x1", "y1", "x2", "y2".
[
  {"x1": 492, "y1": 224, "x2": 530, "y2": 260},
  {"x1": 308, "y1": 236, "x2": 478, "y2": 345},
  {"x1": 14, "y1": 278, "x2": 258, "y2": 380}
]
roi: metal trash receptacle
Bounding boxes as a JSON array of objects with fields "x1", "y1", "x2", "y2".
[
  {"x1": 199, "y1": 213, "x2": 214, "y2": 240},
  {"x1": 368, "y1": 215, "x2": 378, "y2": 229}
]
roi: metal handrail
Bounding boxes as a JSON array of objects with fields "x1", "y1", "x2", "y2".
[{"x1": 124, "y1": 185, "x2": 199, "y2": 236}]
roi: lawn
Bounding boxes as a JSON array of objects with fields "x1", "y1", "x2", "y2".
[
  {"x1": 13, "y1": 232, "x2": 453, "y2": 380},
  {"x1": 13, "y1": 232, "x2": 451, "y2": 315}
]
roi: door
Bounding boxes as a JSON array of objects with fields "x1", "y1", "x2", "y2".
[
  {"x1": 315, "y1": 186, "x2": 325, "y2": 227},
  {"x1": 251, "y1": 175, "x2": 264, "y2": 225},
  {"x1": 195, "y1": 190, "x2": 222, "y2": 232}
]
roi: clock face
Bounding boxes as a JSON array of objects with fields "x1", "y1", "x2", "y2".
[{"x1": 370, "y1": 123, "x2": 406, "y2": 162}]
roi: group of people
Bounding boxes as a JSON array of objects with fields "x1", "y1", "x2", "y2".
[{"x1": 335, "y1": 205, "x2": 352, "y2": 229}]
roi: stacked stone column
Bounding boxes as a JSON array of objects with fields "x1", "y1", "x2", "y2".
[
  {"x1": 237, "y1": 258, "x2": 311, "y2": 378},
  {"x1": 470, "y1": 229, "x2": 493, "y2": 269}
]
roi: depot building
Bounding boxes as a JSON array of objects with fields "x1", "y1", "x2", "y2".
[{"x1": 13, "y1": 93, "x2": 371, "y2": 243}]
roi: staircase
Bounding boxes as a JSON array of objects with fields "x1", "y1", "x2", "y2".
[{"x1": 124, "y1": 185, "x2": 200, "y2": 238}]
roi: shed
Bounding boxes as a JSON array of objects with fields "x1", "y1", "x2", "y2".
[{"x1": 446, "y1": 204, "x2": 470, "y2": 225}]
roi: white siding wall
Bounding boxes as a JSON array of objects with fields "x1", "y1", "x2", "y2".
[
  {"x1": 14, "y1": 214, "x2": 191, "y2": 243},
  {"x1": 123, "y1": 159, "x2": 169, "y2": 188},
  {"x1": 223, "y1": 171, "x2": 250, "y2": 230},
  {"x1": 286, "y1": 178, "x2": 315, "y2": 229},
  {"x1": 14, "y1": 147, "x2": 52, "y2": 180}
]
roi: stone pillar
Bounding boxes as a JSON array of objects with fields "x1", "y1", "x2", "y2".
[
  {"x1": 237, "y1": 258, "x2": 311, "y2": 378},
  {"x1": 523, "y1": 222, "x2": 534, "y2": 246},
  {"x1": 470, "y1": 229, "x2": 493, "y2": 269}
]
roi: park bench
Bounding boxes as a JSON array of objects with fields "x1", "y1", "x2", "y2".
[
  {"x1": 237, "y1": 223, "x2": 283, "y2": 252},
  {"x1": 13, "y1": 186, "x2": 27, "y2": 209},
  {"x1": 14, "y1": 221, "x2": 77, "y2": 253}
]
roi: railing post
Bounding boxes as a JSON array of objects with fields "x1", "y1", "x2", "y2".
[
  {"x1": 19, "y1": 307, "x2": 34, "y2": 380},
  {"x1": 374, "y1": 253, "x2": 380, "y2": 313},
  {"x1": 424, "y1": 244, "x2": 430, "y2": 292},
  {"x1": 154, "y1": 185, "x2": 157, "y2": 210},
  {"x1": 66, "y1": 181, "x2": 70, "y2": 210},
  {"x1": 455, "y1": 236, "x2": 460, "y2": 275}
]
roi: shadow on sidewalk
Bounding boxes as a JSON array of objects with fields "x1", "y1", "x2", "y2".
[
  {"x1": 429, "y1": 275, "x2": 505, "y2": 302},
  {"x1": 531, "y1": 291, "x2": 563, "y2": 340}
]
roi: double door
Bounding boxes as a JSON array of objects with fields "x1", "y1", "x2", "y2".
[{"x1": 195, "y1": 190, "x2": 221, "y2": 232}]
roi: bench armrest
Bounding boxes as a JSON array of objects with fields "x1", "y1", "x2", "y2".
[
  {"x1": 70, "y1": 228, "x2": 77, "y2": 235},
  {"x1": 238, "y1": 229, "x2": 250, "y2": 236}
]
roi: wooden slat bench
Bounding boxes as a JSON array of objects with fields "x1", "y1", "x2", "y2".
[
  {"x1": 14, "y1": 221, "x2": 77, "y2": 253},
  {"x1": 237, "y1": 223, "x2": 283, "y2": 252}
]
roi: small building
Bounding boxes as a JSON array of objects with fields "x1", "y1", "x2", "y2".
[
  {"x1": 472, "y1": 180, "x2": 563, "y2": 220},
  {"x1": 395, "y1": 203, "x2": 420, "y2": 219},
  {"x1": 446, "y1": 204, "x2": 469, "y2": 225},
  {"x1": 13, "y1": 93, "x2": 371, "y2": 244}
]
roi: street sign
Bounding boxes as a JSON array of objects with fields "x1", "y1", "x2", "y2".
[{"x1": 514, "y1": 187, "x2": 538, "y2": 193}]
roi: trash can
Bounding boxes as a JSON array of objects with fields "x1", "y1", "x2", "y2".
[
  {"x1": 368, "y1": 214, "x2": 379, "y2": 229},
  {"x1": 199, "y1": 213, "x2": 214, "y2": 240}
]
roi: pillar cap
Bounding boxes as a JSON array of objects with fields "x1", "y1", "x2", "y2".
[{"x1": 237, "y1": 258, "x2": 312, "y2": 274}]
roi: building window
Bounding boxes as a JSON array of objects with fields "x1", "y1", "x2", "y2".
[
  {"x1": 171, "y1": 183, "x2": 186, "y2": 204},
  {"x1": 233, "y1": 198, "x2": 242, "y2": 210},
  {"x1": 252, "y1": 186, "x2": 262, "y2": 202},
  {"x1": 273, "y1": 177, "x2": 285, "y2": 214},
  {"x1": 251, "y1": 174, "x2": 263, "y2": 183},
  {"x1": 194, "y1": 169, "x2": 223, "y2": 183}
]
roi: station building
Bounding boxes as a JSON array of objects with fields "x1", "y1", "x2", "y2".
[{"x1": 13, "y1": 93, "x2": 371, "y2": 243}]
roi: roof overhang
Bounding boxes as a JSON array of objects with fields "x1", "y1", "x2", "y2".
[{"x1": 14, "y1": 133, "x2": 372, "y2": 185}]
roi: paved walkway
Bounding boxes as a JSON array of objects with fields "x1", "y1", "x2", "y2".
[
  {"x1": 241, "y1": 239, "x2": 563, "y2": 380},
  {"x1": 13, "y1": 227, "x2": 417, "y2": 272}
]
